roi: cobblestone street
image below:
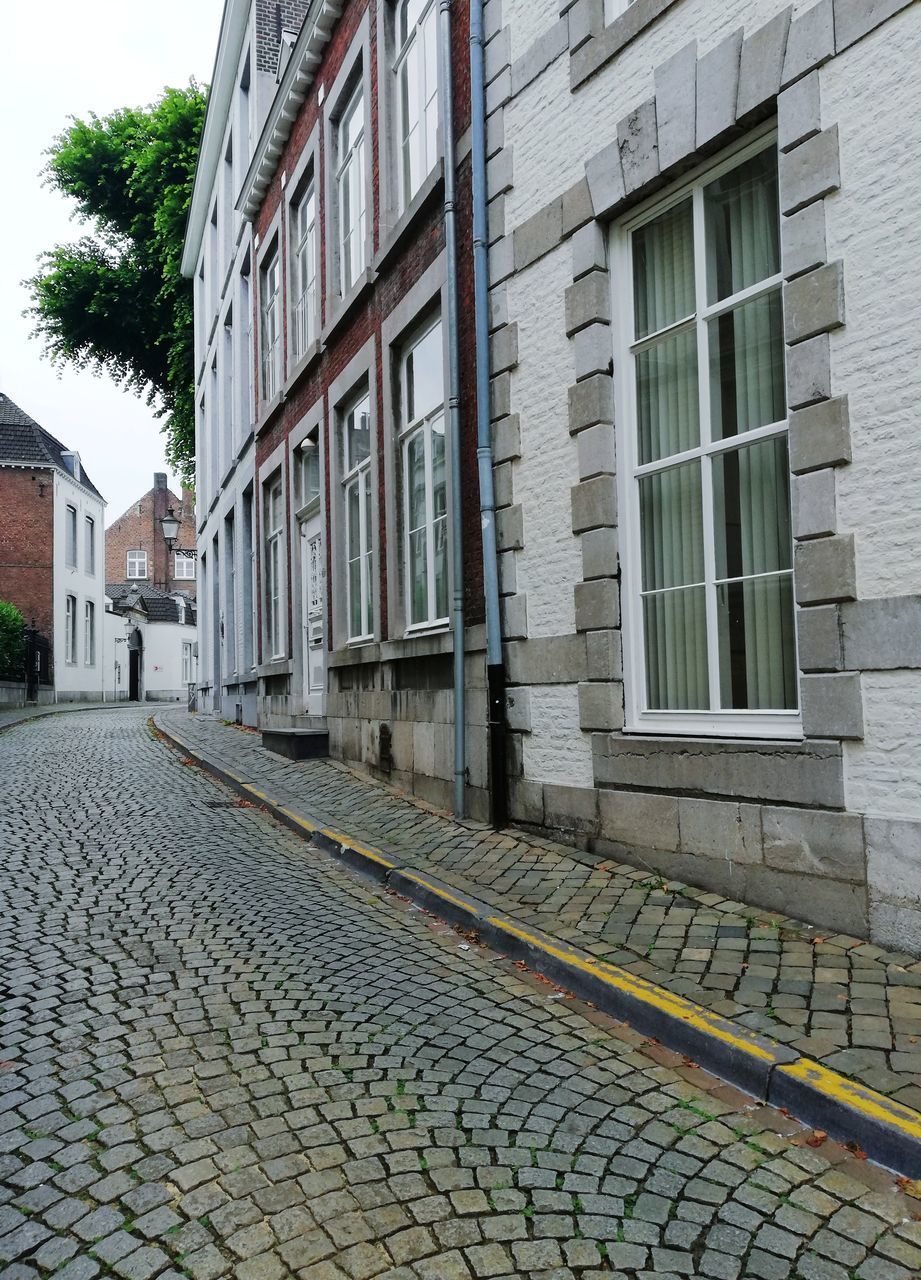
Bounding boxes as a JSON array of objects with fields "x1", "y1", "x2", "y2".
[{"x1": 3, "y1": 710, "x2": 921, "y2": 1280}]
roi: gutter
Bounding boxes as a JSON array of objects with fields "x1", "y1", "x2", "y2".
[
  {"x1": 470, "y1": 0, "x2": 507, "y2": 827},
  {"x1": 438, "y1": 0, "x2": 466, "y2": 818}
]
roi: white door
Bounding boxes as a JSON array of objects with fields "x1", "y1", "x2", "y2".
[{"x1": 301, "y1": 516, "x2": 325, "y2": 715}]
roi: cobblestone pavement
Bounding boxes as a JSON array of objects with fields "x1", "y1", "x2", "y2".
[
  {"x1": 3, "y1": 711, "x2": 921, "y2": 1280},
  {"x1": 0, "y1": 703, "x2": 120, "y2": 733},
  {"x1": 156, "y1": 712, "x2": 921, "y2": 1116}
]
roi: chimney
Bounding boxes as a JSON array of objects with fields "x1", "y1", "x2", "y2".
[
  {"x1": 152, "y1": 472, "x2": 169, "y2": 590},
  {"x1": 154, "y1": 472, "x2": 168, "y2": 490}
]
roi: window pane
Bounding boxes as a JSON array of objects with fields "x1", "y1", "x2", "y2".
[
  {"x1": 705, "y1": 147, "x2": 780, "y2": 304},
  {"x1": 349, "y1": 557, "x2": 362, "y2": 637},
  {"x1": 717, "y1": 574, "x2": 796, "y2": 710},
  {"x1": 347, "y1": 482, "x2": 360, "y2": 563},
  {"x1": 713, "y1": 436, "x2": 791, "y2": 581},
  {"x1": 639, "y1": 461, "x2": 704, "y2": 591},
  {"x1": 643, "y1": 587, "x2": 710, "y2": 710},
  {"x1": 363, "y1": 469, "x2": 373, "y2": 635},
  {"x1": 635, "y1": 327, "x2": 699, "y2": 464},
  {"x1": 409, "y1": 529, "x2": 427, "y2": 624},
  {"x1": 406, "y1": 432, "x2": 426, "y2": 531},
  {"x1": 406, "y1": 322, "x2": 443, "y2": 421},
  {"x1": 431, "y1": 417, "x2": 446, "y2": 519},
  {"x1": 632, "y1": 198, "x2": 694, "y2": 338},
  {"x1": 345, "y1": 396, "x2": 371, "y2": 469},
  {"x1": 709, "y1": 289, "x2": 785, "y2": 440}
]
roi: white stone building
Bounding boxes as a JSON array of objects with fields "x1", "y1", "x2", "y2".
[
  {"x1": 181, "y1": 0, "x2": 313, "y2": 728},
  {"x1": 105, "y1": 585, "x2": 198, "y2": 702},
  {"x1": 485, "y1": 0, "x2": 921, "y2": 950}
]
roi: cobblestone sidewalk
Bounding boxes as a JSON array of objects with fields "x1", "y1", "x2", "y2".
[
  {"x1": 156, "y1": 712, "x2": 921, "y2": 1118},
  {"x1": 0, "y1": 703, "x2": 127, "y2": 733}
]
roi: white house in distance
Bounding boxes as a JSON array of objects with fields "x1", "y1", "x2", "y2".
[
  {"x1": 104, "y1": 583, "x2": 197, "y2": 702},
  {"x1": 0, "y1": 393, "x2": 107, "y2": 703}
]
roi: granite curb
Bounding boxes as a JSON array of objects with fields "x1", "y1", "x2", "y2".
[{"x1": 153, "y1": 711, "x2": 921, "y2": 1178}]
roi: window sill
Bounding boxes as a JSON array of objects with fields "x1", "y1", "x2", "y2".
[
  {"x1": 380, "y1": 627, "x2": 452, "y2": 663},
  {"x1": 257, "y1": 657, "x2": 293, "y2": 678},
  {"x1": 295, "y1": 496, "x2": 321, "y2": 522},
  {"x1": 322, "y1": 268, "x2": 376, "y2": 346},
  {"x1": 284, "y1": 338, "x2": 322, "y2": 396},
  {"x1": 571, "y1": 0, "x2": 682, "y2": 90},
  {"x1": 623, "y1": 715, "x2": 804, "y2": 743},
  {"x1": 374, "y1": 161, "x2": 444, "y2": 276},
  {"x1": 256, "y1": 388, "x2": 286, "y2": 436},
  {"x1": 328, "y1": 640, "x2": 380, "y2": 668}
]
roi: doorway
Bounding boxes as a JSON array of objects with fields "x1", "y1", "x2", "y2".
[
  {"x1": 300, "y1": 516, "x2": 325, "y2": 716},
  {"x1": 129, "y1": 648, "x2": 141, "y2": 701}
]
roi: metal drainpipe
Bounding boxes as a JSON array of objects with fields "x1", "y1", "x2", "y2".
[
  {"x1": 470, "y1": 0, "x2": 508, "y2": 828},
  {"x1": 438, "y1": 0, "x2": 466, "y2": 818}
]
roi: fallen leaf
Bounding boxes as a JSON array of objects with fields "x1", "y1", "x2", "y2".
[
  {"x1": 897, "y1": 1177, "x2": 921, "y2": 1200},
  {"x1": 805, "y1": 1130, "x2": 828, "y2": 1148}
]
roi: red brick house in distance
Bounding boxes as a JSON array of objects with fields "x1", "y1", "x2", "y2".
[
  {"x1": 105, "y1": 474, "x2": 197, "y2": 598},
  {"x1": 185, "y1": 0, "x2": 496, "y2": 818}
]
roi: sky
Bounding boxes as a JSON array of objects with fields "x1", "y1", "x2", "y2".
[{"x1": 0, "y1": 0, "x2": 224, "y2": 524}]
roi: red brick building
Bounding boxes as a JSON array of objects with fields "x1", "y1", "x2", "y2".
[
  {"x1": 0, "y1": 393, "x2": 107, "y2": 701},
  {"x1": 105, "y1": 474, "x2": 197, "y2": 599},
  {"x1": 186, "y1": 0, "x2": 493, "y2": 817}
]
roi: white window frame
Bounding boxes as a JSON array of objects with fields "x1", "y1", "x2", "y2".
[
  {"x1": 84, "y1": 601, "x2": 96, "y2": 667},
  {"x1": 260, "y1": 248, "x2": 281, "y2": 402},
  {"x1": 174, "y1": 552, "x2": 196, "y2": 580},
  {"x1": 84, "y1": 515, "x2": 95, "y2": 575},
  {"x1": 291, "y1": 177, "x2": 318, "y2": 360},
  {"x1": 337, "y1": 82, "x2": 367, "y2": 296},
  {"x1": 603, "y1": 0, "x2": 636, "y2": 21},
  {"x1": 263, "y1": 473, "x2": 285, "y2": 659},
  {"x1": 341, "y1": 390, "x2": 374, "y2": 643},
  {"x1": 65, "y1": 594, "x2": 77, "y2": 664},
  {"x1": 612, "y1": 131, "x2": 801, "y2": 741},
  {"x1": 182, "y1": 640, "x2": 194, "y2": 685},
  {"x1": 393, "y1": 0, "x2": 439, "y2": 211},
  {"x1": 399, "y1": 318, "x2": 448, "y2": 632},
  {"x1": 65, "y1": 504, "x2": 78, "y2": 569},
  {"x1": 126, "y1": 549, "x2": 148, "y2": 580}
]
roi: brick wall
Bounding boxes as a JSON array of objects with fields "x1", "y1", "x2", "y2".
[
  {"x1": 255, "y1": 0, "x2": 314, "y2": 72},
  {"x1": 0, "y1": 468, "x2": 54, "y2": 643},
  {"x1": 105, "y1": 475, "x2": 197, "y2": 597}
]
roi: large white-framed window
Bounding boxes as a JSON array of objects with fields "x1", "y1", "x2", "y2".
[
  {"x1": 64, "y1": 595, "x2": 77, "y2": 664},
  {"x1": 614, "y1": 135, "x2": 798, "y2": 739},
  {"x1": 85, "y1": 516, "x2": 96, "y2": 575},
  {"x1": 341, "y1": 389, "x2": 373, "y2": 641},
  {"x1": 182, "y1": 640, "x2": 194, "y2": 685},
  {"x1": 126, "y1": 549, "x2": 148, "y2": 580},
  {"x1": 174, "y1": 552, "x2": 196, "y2": 580},
  {"x1": 263, "y1": 472, "x2": 285, "y2": 659},
  {"x1": 260, "y1": 248, "x2": 281, "y2": 402},
  {"x1": 295, "y1": 430, "x2": 321, "y2": 511},
  {"x1": 337, "y1": 82, "x2": 367, "y2": 295},
  {"x1": 399, "y1": 317, "x2": 447, "y2": 629},
  {"x1": 291, "y1": 177, "x2": 318, "y2": 360},
  {"x1": 84, "y1": 601, "x2": 96, "y2": 667},
  {"x1": 394, "y1": 0, "x2": 439, "y2": 210},
  {"x1": 65, "y1": 505, "x2": 78, "y2": 569}
]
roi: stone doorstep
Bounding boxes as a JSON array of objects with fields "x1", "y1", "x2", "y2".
[{"x1": 154, "y1": 710, "x2": 921, "y2": 1180}]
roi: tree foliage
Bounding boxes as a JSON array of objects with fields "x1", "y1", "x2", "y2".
[
  {"x1": 0, "y1": 601, "x2": 25, "y2": 680},
  {"x1": 27, "y1": 84, "x2": 207, "y2": 482}
]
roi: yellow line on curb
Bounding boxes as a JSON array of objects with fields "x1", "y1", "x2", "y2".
[
  {"x1": 491, "y1": 918, "x2": 777, "y2": 1063},
  {"x1": 154, "y1": 718, "x2": 921, "y2": 1156},
  {"x1": 776, "y1": 1058, "x2": 921, "y2": 1140}
]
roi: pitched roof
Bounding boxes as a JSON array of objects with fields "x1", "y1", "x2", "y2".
[
  {"x1": 0, "y1": 393, "x2": 104, "y2": 500},
  {"x1": 107, "y1": 581, "x2": 197, "y2": 625}
]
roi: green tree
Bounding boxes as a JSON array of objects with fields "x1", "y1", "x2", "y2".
[
  {"x1": 26, "y1": 84, "x2": 207, "y2": 481},
  {"x1": 0, "y1": 601, "x2": 25, "y2": 679}
]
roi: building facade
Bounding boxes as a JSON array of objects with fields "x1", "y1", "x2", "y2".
[
  {"x1": 105, "y1": 473, "x2": 197, "y2": 598},
  {"x1": 104, "y1": 584, "x2": 198, "y2": 703},
  {"x1": 485, "y1": 0, "x2": 921, "y2": 949},
  {"x1": 186, "y1": 0, "x2": 492, "y2": 815},
  {"x1": 0, "y1": 394, "x2": 107, "y2": 703}
]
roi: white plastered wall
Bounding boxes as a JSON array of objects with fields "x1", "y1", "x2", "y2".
[
  {"x1": 53, "y1": 472, "x2": 106, "y2": 700},
  {"x1": 820, "y1": 11, "x2": 921, "y2": 826}
]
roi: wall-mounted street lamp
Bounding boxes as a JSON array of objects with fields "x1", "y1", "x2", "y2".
[{"x1": 160, "y1": 506, "x2": 197, "y2": 558}]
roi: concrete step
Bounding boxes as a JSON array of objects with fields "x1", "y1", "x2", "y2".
[{"x1": 261, "y1": 726, "x2": 329, "y2": 760}]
